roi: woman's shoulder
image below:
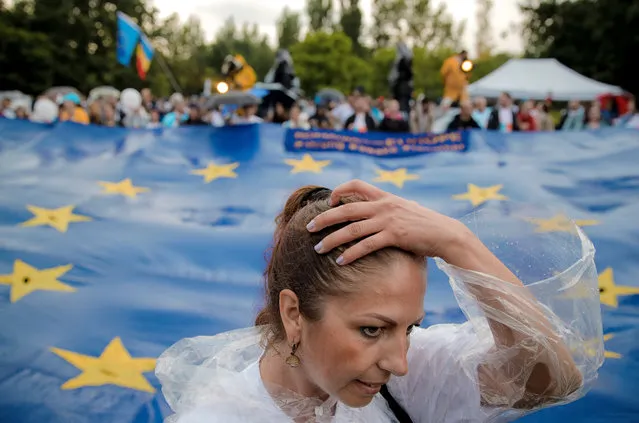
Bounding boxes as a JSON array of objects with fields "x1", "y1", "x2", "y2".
[{"x1": 156, "y1": 327, "x2": 272, "y2": 420}]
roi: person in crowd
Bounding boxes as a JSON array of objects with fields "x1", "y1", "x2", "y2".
[
  {"x1": 123, "y1": 105, "x2": 150, "y2": 128},
  {"x1": 440, "y1": 49, "x2": 470, "y2": 106},
  {"x1": 388, "y1": 42, "x2": 414, "y2": 113},
  {"x1": 141, "y1": 88, "x2": 156, "y2": 112},
  {"x1": 615, "y1": 96, "x2": 637, "y2": 127},
  {"x1": 558, "y1": 100, "x2": 584, "y2": 131},
  {"x1": 447, "y1": 100, "x2": 480, "y2": 131},
  {"x1": 184, "y1": 106, "x2": 207, "y2": 126},
  {"x1": 409, "y1": 95, "x2": 435, "y2": 134},
  {"x1": 486, "y1": 92, "x2": 519, "y2": 132},
  {"x1": 344, "y1": 97, "x2": 376, "y2": 133},
  {"x1": 369, "y1": 97, "x2": 385, "y2": 124},
  {"x1": 332, "y1": 89, "x2": 361, "y2": 128},
  {"x1": 13, "y1": 106, "x2": 29, "y2": 120},
  {"x1": 309, "y1": 105, "x2": 334, "y2": 130},
  {"x1": 517, "y1": 100, "x2": 537, "y2": 131},
  {"x1": 268, "y1": 102, "x2": 289, "y2": 124},
  {"x1": 378, "y1": 99, "x2": 410, "y2": 133},
  {"x1": 283, "y1": 103, "x2": 310, "y2": 129},
  {"x1": 101, "y1": 103, "x2": 118, "y2": 127},
  {"x1": 146, "y1": 109, "x2": 162, "y2": 129},
  {"x1": 230, "y1": 103, "x2": 263, "y2": 125},
  {"x1": 157, "y1": 180, "x2": 593, "y2": 423},
  {"x1": 162, "y1": 100, "x2": 189, "y2": 128},
  {"x1": 471, "y1": 97, "x2": 491, "y2": 129},
  {"x1": 59, "y1": 93, "x2": 89, "y2": 125},
  {"x1": 535, "y1": 102, "x2": 555, "y2": 131},
  {"x1": 584, "y1": 104, "x2": 609, "y2": 130},
  {"x1": 88, "y1": 102, "x2": 103, "y2": 125},
  {"x1": 0, "y1": 98, "x2": 14, "y2": 118}
]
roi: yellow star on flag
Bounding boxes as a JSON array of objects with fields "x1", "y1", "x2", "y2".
[
  {"x1": 98, "y1": 178, "x2": 149, "y2": 198},
  {"x1": 284, "y1": 154, "x2": 331, "y2": 174},
  {"x1": 452, "y1": 183, "x2": 508, "y2": 207},
  {"x1": 598, "y1": 267, "x2": 639, "y2": 308},
  {"x1": 578, "y1": 333, "x2": 621, "y2": 359},
  {"x1": 190, "y1": 162, "x2": 239, "y2": 183},
  {"x1": 0, "y1": 259, "x2": 74, "y2": 303},
  {"x1": 373, "y1": 168, "x2": 419, "y2": 188},
  {"x1": 526, "y1": 213, "x2": 600, "y2": 233},
  {"x1": 50, "y1": 337, "x2": 157, "y2": 393},
  {"x1": 20, "y1": 205, "x2": 92, "y2": 233}
]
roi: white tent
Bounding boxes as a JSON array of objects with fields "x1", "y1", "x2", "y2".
[{"x1": 467, "y1": 58, "x2": 624, "y2": 101}]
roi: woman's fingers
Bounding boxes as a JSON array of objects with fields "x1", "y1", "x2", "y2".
[
  {"x1": 314, "y1": 218, "x2": 385, "y2": 254},
  {"x1": 328, "y1": 179, "x2": 387, "y2": 206},
  {"x1": 334, "y1": 232, "x2": 390, "y2": 265},
  {"x1": 307, "y1": 201, "x2": 376, "y2": 232}
]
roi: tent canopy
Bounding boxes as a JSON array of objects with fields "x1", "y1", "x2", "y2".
[{"x1": 468, "y1": 58, "x2": 624, "y2": 101}]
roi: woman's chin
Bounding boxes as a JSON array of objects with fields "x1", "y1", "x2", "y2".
[{"x1": 338, "y1": 382, "x2": 380, "y2": 408}]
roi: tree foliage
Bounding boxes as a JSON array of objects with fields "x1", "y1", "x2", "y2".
[
  {"x1": 276, "y1": 7, "x2": 302, "y2": 50},
  {"x1": 306, "y1": 0, "x2": 334, "y2": 32},
  {"x1": 475, "y1": 0, "x2": 494, "y2": 59},
  {"x1": 521, "y1": 0, "x2": 638, "y2": 96},
  {"x1": 338, "y1": 0, "x2": 363, "y2": 53},
  {"x1": 0, "y1": 0, "x2": 516, "y2": 99},
  {"x1": 370, "y1": 0, "x2": 466, "y2": 51}
]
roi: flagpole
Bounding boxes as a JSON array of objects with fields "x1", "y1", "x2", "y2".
[{"x1": 154, "y1": 53, "x2": 182, "y2": 94}]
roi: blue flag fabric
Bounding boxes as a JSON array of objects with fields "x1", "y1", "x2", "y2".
[
  {"x1": 116, "y1": 11, "x2": 141, "y2": 66},
  {"x1": 0, "y1": 117, "x2": 638, "y2": 423}
]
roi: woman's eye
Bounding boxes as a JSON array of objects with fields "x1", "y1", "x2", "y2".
[
  {"x1": 360, "y1": 327, "x2": 383, "y2": 338},
  {"x1": 406, "y1": 324, "x2": 416, "y2": 335}
]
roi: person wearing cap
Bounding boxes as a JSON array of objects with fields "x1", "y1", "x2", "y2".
[{"x1": 59, "y1": 93, "x2": 89, "y2": 125}]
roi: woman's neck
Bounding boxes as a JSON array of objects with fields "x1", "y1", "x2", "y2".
[
  {"x1": 259, "y1": 343, "x2": 335, "y2": 420},
  {"x1": 259, "y1": 343, "x2": 328, "y2": 399}
]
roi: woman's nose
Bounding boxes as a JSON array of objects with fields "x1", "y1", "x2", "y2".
[{"x1": 378, "y1": 335, "x2": 409, "y2": 377}]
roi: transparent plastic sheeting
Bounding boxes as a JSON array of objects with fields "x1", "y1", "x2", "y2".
[{"x1": 156, "y1": 205, "x2": 604, "y2": 423}]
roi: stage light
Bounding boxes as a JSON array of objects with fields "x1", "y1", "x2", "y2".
[
  {"x1": 216, "y1": 82, "x2": 229, "y2": 94},
  {"x1": 461, "y1": 59, "x2": 474, "y2": 73}
]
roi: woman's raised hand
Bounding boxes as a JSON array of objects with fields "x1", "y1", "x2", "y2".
[{"x1": 306, "y1": 180, "x2": 472, "y2": 265}]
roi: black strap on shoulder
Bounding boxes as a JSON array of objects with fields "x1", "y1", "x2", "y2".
[{"x1": 380, "y1": 384, "x2": 414, "y2": 423}]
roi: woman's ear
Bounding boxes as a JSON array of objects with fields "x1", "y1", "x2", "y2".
[{"x1": 279, "y1": 289, "x2": 302, "y2": 343}]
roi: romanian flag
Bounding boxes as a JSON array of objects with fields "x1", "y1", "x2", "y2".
[{"x1": 136, "y1": 34, "x2": 154, "y2": 80}]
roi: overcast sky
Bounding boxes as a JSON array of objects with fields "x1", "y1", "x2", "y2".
[{"x1": 151, "y1": 0, "x2": 524, "y2": 56}]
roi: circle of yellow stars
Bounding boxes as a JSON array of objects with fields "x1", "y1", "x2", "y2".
[{"x1": 3, "y1": 147, "x2": 636, "y2": 395}]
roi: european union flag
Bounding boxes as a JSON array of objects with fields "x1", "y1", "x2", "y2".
[
  {"x1": 116, "y1": 11, "x2": 141, "y2": 66},
  {"x1": 0, "y1": 117, "x2": 638, "y2": 422}
]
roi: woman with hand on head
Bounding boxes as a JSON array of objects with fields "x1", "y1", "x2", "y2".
[{"x1": 157, "y1": 180, "x2": 602, "y2": 423}]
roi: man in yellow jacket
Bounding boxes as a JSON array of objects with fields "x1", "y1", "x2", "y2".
[{"x1": 440, "y1": 50, "x2": 470, "y2": 106}]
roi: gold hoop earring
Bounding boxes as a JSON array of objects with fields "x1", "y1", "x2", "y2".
[{"x1": 285, "y1": 342, "x2": 301, "y2": 367}]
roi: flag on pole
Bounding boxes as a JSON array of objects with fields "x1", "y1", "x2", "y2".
[
  {"x1": 116, "y1": 12, "x2": 141, "y2": 66},
  {"x1": 136, "y1": 34, "x2": 154, "y2": 80}
]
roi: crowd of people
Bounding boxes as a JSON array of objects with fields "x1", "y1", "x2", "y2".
[{"x1": 1, "y1": 85, "x2": 638, "y2": 134}]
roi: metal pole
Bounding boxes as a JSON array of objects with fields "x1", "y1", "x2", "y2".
[{"x1": 154, "y1": 53, "x2": 182, "y2": 94}]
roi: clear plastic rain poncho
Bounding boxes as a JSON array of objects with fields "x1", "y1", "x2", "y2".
[{"x1": 156, "y1": 204, "x2": 604, "y2": 423}]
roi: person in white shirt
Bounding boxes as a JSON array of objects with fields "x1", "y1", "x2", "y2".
[{"x1": 157, "y1": 180, "x2": 602, "y2": 423}]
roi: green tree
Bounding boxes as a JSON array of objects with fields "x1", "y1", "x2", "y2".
[
  {"x1": 290, "y1": 31, "x2": 370, "y2": 94},
  {"x1": 152, "y1": 13, "x2": 209, "y2": 94},
  {"x1": 521, "y1": 0, "x2": 638, "y2": 96},
  {"x1": 370, "y1": 0, "x2": 465, "y2": 51},
  {"x1": 338, "y1": 0, "x2": 363, "y2": 54},
  {"x1": 306, "y1": 0, "x2": 334, "y2": 32},
  {"x1": 475, "y1": 0, "x2": 494, "y2": 59},
  {"x1": 276, "y1": 7, "x2": 302, "y2": 50},
  {"x1": 208, "y1": 18, "x2": 275, "y2": 81}
]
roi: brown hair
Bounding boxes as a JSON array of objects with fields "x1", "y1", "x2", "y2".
[{"x1": 255, "y1": 185, "x2": 423, "y2": 346}]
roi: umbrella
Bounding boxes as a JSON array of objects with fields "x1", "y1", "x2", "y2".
[
  {"x1": 206, "y1": 91, "x2": 261, "y2": 108},
  {"x1": 89, "y1": 86, "x2": 120, "y2": 101},
  {"x1": 316, "y1": 88, "x2": 345, "y2": 106}
]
